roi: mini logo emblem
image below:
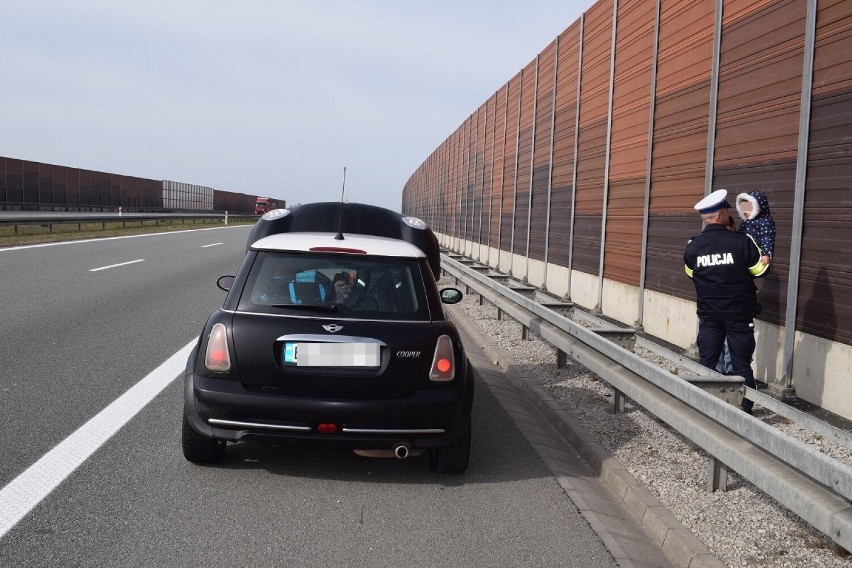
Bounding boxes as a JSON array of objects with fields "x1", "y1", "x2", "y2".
[{"x1": 323, "y1": 324, "x2": 344, "y2": 333}]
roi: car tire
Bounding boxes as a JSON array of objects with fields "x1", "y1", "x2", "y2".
[
  {"x1": 182, "y1": 414, "x2": 226, "y2": 464},
  {"x1": 429, "y1": 418, "x2": 471, "y2": 474}
]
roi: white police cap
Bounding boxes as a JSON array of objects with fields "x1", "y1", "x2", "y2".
[{"x1": 694, "y1": 189, "x2": 730, "y2": 214}]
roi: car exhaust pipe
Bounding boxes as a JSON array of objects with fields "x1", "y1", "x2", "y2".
[{"x1": 393, "y1": 442, "x2": 411, "y2": 459}]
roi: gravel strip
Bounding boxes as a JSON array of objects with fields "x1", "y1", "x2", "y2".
[{"x1": 447, "y1": 279, "x2": 852, "y2": 568}]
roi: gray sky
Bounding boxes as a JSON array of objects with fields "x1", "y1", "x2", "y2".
[{"x1": 1, "y1": 1, "x2": 590, "y2": 212}]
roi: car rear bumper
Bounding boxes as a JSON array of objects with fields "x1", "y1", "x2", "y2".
[{"x1": 183, "y1": 372, "x2": 473, "y2": 449}]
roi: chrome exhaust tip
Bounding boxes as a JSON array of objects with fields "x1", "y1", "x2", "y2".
[
  {"x1": 353, "y1": 447, "x2": 424, "y2": 459},
  {"x1": 393, "y1": 442, "x2": 411, "y2": 459}
]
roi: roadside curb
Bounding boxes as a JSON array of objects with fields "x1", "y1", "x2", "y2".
[{"x1": 448, "y1": 306, "x2": 725, "y2": 568}]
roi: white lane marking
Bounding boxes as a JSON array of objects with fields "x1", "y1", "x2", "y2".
[
  {"x1": 201, "y1": 243, "x2": 223, "y2": 248},
  {"x1": 89, "y1": 259, "x2": 145, "y2": 272},
  {"x1": 0, "y1": 225, "x2": 248, "y2": 253},
  {"x1": 0, "y1": 339, "x2": 196, "y2": 540}
]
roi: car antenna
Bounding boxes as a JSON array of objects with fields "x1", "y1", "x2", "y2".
[{"x1": 334, "y1": 166, "x2": 346, "y2": 241}]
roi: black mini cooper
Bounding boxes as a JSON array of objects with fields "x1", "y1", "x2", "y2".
[{"x1": 182, "y1": 203, "x2": 473, "y2": 473}]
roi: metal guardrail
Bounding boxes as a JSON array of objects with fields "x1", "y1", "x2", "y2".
[
  {"x1": 441, "y1": 253, "x2": 852, "y2": 551},
  {"x1": 511, "y1": 287, "x2": 852, "y2": 451}
]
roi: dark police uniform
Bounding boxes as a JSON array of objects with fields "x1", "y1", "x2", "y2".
[{"x1": 684, "y1": 189, "x2": 767, "y2": 413}]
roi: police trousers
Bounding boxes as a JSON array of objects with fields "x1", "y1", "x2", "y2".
[{"x1": 697, "y1": 319, "x2": 756, "y2": 413}]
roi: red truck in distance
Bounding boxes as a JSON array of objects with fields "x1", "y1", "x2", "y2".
[{"x1": 255, "y1": 197, "x2": 284, "y2": 215}]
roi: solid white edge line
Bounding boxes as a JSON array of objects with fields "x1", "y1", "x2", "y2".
[
  {"x1": 0, "y1": 339, "x2": 197, "y2": 541},
  {"x1": 201, "y1": 243, "x2": 224, "y2": 248},
  {"x1": 89, "y1": 259, "x2": 145, "y2": 272}
]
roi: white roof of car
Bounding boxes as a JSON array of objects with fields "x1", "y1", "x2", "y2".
[{"x1": 250, "y1": 232, "x2": 427, "y2": 258}]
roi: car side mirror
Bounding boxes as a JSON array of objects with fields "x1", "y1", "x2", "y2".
[
  {"x1": 217, "y1": 275, "x2": 235, "y2": 292},
  {"x1": 440, "y1": 287, "x2": 463, "y2": 304}
]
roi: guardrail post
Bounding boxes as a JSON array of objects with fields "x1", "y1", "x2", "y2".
[
  {"x1": 556, "y1": 348, "x2": 569, "y2": 369},
  {"x1": 478, "y1": 294, "x2": 484, "y2": 306},
  {"x1": 521, "y1": 325, "x2": 529, "y2": 341},
  {"x1": 611, "y1": 388, "x2": 625, "y2": 414},
  {"x1": 708, "y1": 457, "x2": 729, "y2": 492},
  {"x1": 497, "y1": 307, "x2": 503, "y2": 321}
]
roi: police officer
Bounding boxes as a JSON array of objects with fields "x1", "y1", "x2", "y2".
[{"x1": 684, "y1": 189, "x2": 768, "y2": 413}]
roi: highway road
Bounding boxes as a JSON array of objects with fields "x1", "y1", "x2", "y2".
[{"x1": 0, "y1": 226, "x2": 643, "y2": 567}]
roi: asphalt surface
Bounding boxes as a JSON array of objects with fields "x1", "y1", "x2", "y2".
[{"x1": 0, "y1": 227, "x2": 637, "y2": 567}]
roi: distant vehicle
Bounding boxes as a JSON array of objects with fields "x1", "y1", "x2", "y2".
[
  {"x1": 182, "y1": 202, "x2": 474, "y2": 473},
  {"x1": 255, "y1": 197, "x2": 283, "y2": 215}
]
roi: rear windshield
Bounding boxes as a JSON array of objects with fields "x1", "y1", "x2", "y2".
[{"x1": 238, "y1": 251, "x2": 431, "y2": 320}]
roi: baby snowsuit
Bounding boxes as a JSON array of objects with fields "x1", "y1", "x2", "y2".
[{"x1": 736, "y1": 190, "x2": 776, "y2": 259}]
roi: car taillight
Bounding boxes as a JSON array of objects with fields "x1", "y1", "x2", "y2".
[
  {"x1": 205, "y1": 323, "x2": 231, "y2": 372},
  {"x1": 429, "y1": 335, "x2": 455, "y2": 381}
]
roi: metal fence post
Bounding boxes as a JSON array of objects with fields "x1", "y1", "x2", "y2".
[
  {"x1": 497, "y1": 86, "x2": 510, "y2": 270},
  {"x1": 544, "y1": 34, "x2": 560, "y2": 293},
  {"x1": 526, "y1": 55, "x2": 540, "y2": 281},
  {"x1": 704, "y1": 0, "x2": 723, "y2": 197},
  {"x1": 636, "y1": 0, "x2": 661, "y2": 331},
  {"x1": 567, "y1": 14, "x2": 585, "y2": 301},
  {"x1": 596, "y1": 0, "x2": 619, "y2": 314},
  {"x1": 510, "y1": 68, "x2": 524, "y2": 273},
  {"x1": 779, "y1": 0, "x2": 817, "y2": 399}
]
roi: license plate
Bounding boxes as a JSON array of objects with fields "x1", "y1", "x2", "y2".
[{"x1": 283, "y1": 342, "x2": 381, "y2": 367}]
